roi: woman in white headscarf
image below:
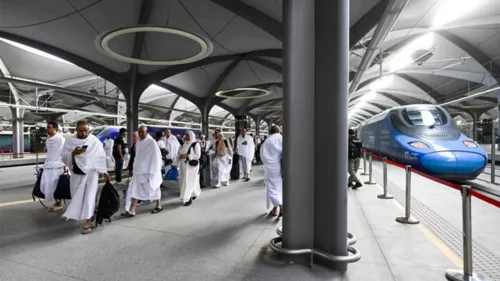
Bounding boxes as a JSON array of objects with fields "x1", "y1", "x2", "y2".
[
  {"x1": 210, "y1": 131, "x2": 233, "y2": 188},
  {"x1": 177, "y1": 130, "x2": 202, "y2": 206}
]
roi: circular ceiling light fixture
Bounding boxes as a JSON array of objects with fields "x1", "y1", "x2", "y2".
[
  {"x1": 254, "y1": 105, "x2": 282, "y2": 112},
  {"x1": 95, "y1": 26, "x2": 213, "y2": 65},
  {"x1": 215, "y1": 88, "x2": 271, "y2": 99}
]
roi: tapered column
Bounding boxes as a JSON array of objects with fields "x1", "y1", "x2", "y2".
[
  {"x1": 201, "y1": 109, "x2": 210, "y2": 137},
  {"x1": 314, "y1": 0, "x2": 349, "y2": 269},
  {"x1": 10, "y1": 107, "x2": 25, "y2": 158},
  {"x1": 234, "y1": 115, "x2": 248, "y2": 138},
  {"x1": 283, "y1": 0, "x2": 349, "y2": 271},
  {"x1": 472, "y1": 111, "x2": 478, "y2": 142},
  {"x1": 282, "y1": 0, "x2": 315, "y2": 251}
]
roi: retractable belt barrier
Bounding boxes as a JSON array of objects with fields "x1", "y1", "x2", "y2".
[{"x1": 361, "y1": 149, "x2": 499, "y2": 281}]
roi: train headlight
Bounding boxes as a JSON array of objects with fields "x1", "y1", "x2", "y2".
[
  {"x1": 463, "y1": 140, "x2": 478, "y2": 148},
  {"x1": 409, "y1": 141, "x2": 429, "y2": 148}
]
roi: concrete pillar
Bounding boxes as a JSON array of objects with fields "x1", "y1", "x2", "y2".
[
  {"x1": 201, "y1": 109, "x2": 210, "y2": 137},
  {"x1": 234, "y1": 115, "x2": 248, "y2": 138},
  {"x1": 497, "y1": 105, "x2": 500, "y2": 151},
  {"x1": 255, "y1": 118, "x2": 261, "y2": 137},
  {"x1": 472, "y1": 111, "x2": 478, "y2": 142},
  {"x1": 10, "y1": 107, "x2": 25, "y2": 158},
  {"x1": 283, "y1": 0, "x2": 349, "y2": 270}
]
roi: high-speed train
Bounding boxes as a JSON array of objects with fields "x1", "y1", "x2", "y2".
[
  {"x1": 359, "y1": 104, "x2": 487, "y2": 181},
  {"x1": 90, "y1": 125, "x2": 203, "y2": 143}
]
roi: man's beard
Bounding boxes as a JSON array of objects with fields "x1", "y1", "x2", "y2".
[{"x1": 77, "y1": 135, "x2": 87, "y2": 139}]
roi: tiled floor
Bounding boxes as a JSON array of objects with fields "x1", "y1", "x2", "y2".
[{"x1": 0, "y1": 166, "x2": 458, "y2": 280}]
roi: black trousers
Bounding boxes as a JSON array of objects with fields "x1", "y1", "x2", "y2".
[{"x1": 115, "y1": 158, "x2": 123, "y2": 183}]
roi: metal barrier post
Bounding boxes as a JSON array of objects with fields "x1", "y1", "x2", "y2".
[
  {"x1": 377, "y1": 157, "x2": 394, "y2": 199},
  {"x1": 364, "y1": 154, "x2": 376, "y2": 185},
  {"x1": 491, "y1": 137, "x2": 496, "y2": 184},
  {"x1": 361, "y1": 151, "x2": 368, "y2": 175},
  {"x1": 396, "y1": 166, "x2": 420, "y2": 224},
  {"x1": 445, "y1": 185, "x2": 489, "y2": 281}
]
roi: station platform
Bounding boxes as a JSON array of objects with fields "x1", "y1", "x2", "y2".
[
  {"x1": 0, "y1": 154, "x2": 46, "y2": 168},
  {"x1": 367, "y1": 158, "x2": 500, "y2": 280},
  {"x1": 0, "y1": 165, "x2": 479, "y2": 281}
]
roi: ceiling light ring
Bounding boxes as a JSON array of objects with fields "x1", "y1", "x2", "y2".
[
  {"x1": 96, "y1": 26, "x2": 214, "y2": 66},
  {"x1": 215, "y1": 88, "x2": 271, "y2": 99}
]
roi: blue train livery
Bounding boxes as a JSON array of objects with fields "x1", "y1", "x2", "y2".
[
  {"x1": 359, "y1": 104, "x2": 487, "y2": 181},
  {"x1": 90, "y1": 125, "x2": 202, "y2": 143}
]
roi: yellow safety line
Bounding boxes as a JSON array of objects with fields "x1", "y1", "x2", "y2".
[
  {"x1": 390, "y1": 196, "x2": 462, "y2": 267},
  {"x1": 0, "y1": 199, "x2": 35, "y2": 207},
  {"x1": 372, "y1": 182, "x2": 463, "y2": 268}
]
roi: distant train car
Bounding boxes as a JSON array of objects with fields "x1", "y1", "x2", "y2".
[
  {"x1": 0, "y1": 131, "x2": 31, "y2": 153},
  {"x1": 90, "y1": 125, "x2": 203, "y2": 143},
  {"x1": 359, "y1": 104, "x2": 487, "y2": 181}
]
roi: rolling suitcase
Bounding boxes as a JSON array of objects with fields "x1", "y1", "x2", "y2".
[
  {"x1": 230, "y1": 153, "x2": 240, "y2": 180},
  {"x1": 200, "y1": 167, "x2": 211, "y2": 188}
]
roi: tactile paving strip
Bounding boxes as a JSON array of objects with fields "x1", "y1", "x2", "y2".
[{"x1": 373, "y1": 172, "x2": 500, "y2": 280}]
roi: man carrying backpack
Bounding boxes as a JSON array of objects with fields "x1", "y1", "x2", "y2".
[{"x1": 348, "y1": 129, "x2": 363, "y2": 189}]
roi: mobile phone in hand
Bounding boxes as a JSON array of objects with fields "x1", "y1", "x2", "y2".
[{"x1": 82, "y1": 145, "x2": 88, "y2": 149}]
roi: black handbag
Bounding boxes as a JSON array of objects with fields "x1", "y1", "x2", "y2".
[
  {"x1": 186, "y1": 142, "x2": 199, "y2": 166},
  {"x1": 54, "y1": 173, "x2": 71, "y2": 200}
]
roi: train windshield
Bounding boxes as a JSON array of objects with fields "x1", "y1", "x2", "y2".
[
  {"x1": 90, "y1": 127, "x2": 104, "y2": 136},
  {"x1": 403, "y1": 109, "x2": 445, "y2": 126}
]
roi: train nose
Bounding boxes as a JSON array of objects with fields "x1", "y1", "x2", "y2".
[
  {"x1": 420, "y1": 151, "x2": 457, "y2": 174},
  {"x1": 420, "y1": 151, "x2": 486, "y2": 174}
]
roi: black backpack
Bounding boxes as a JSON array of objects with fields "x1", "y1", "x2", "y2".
[
  {"x1": 32, "y1": 168, "x2": 47, "y2": 207},
  {"x1": 349, "y1": 138, "x2": 362, "y2": 159},
  {"x1": 95, "y1": 180, "x2": 120, "y2": 227},
  {"x1": 53, "y1": 173, "x2": 72, "y2": 200}
]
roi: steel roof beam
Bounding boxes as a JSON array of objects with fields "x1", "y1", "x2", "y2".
[{"x1": 209, "y1": 0, "x2": 284, "y2": 41}]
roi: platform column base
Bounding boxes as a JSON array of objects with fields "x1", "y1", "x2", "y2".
[
  {"x1": 396, "y1": 217, "x2": 420, "y2": 224},
  {"x1": 377, "y1": 194, "x2": 394, "y2": 199},
  {"x1": 445, "y1": 269, "x2": 490, "y2": 281}
]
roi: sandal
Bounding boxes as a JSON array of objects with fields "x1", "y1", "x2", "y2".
[
  {"x1": 120, "y1": 211, "x2": 135, "y2": 218},
  {"x1": 49, "y1": 205, "x2": 63, "y2": 212},
  {"x1": 81, "y1": 225, "x2": 94, "y2": 235},
  {"x1": 151, "y1": 207, "x2": 163, "y2": 214}
]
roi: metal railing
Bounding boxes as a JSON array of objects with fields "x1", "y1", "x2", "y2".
[{"x1": 270, "y1": 227, "x2": 361, "y2": 268}]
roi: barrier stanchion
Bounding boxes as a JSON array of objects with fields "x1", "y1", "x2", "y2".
[
  {"x1": 361, "y1": 151, "x2": 368, "y2": 175},
  {"x1": 396, "y1": 166, "x2": 420, "y2": 224},
  {"x1": 491, "y1": 136, "x2": 496, "y2": 184},
  {"x1": 445, "y1": 185, "x2": 489, "y2": 281},
  {"x1": 377, "y1": 157, "x2": 394, "y2": 199},
  {"x1": 364, "y1": 153, "x2": 376, "y2": 185}
]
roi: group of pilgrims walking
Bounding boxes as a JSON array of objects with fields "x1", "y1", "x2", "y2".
[{"x1": 37, "y1": 120, "x2": 284, "y2": 235}]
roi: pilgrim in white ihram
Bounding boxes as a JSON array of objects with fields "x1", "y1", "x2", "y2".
[
  {"x1": 126, "y1": 133, "x2": 163, "y2": 212},
  {"x1": 61, "y1": 133, "x2": 107, "y2": 221},
  {"x1": 236, "y1": 129, "x2": 255, "y2": 181},
  {"x1": 177, "y1": 130, "x2": 201, "y2": 205},
  {"x1": 210, "y1": 133, "x2": 233, "y2": 188},
  {"x1": 104, "y1": 136, "x2": 115, "y2": 170},
  {"x1": 163, "y1": 130, "x2": 181, "y2": 166},
  {"x1": 40, "y1": 131, "x2": 66, "y2": 203},
  {"x1": 260, "y1": 128, "x2": 283, "y2": 216}
]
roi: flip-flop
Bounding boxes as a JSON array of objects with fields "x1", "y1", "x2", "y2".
[
  {"x1": 49, "y1": 206, "x2": 63, "y2": 212},
  {"x1": 81, "y1": 225, "x2": 94, "y2": 235},
  {"x1": 151, "y1": 207, "x2": 163, "y2": 214}
]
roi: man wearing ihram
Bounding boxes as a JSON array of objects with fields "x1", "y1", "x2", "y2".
[
  {"x1": 61, "y1": 120, "x2": 108, "y2": 235},
  {"x1": 122, "y1": 125, "x2": 164, "y2": 217},
  {"x1": 40, "y1": 121, "x2": 67, "y2": 212}
]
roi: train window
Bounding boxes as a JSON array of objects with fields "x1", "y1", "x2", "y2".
[{"x1": 403, "y1": 109, "x2": 445, "y2": 126}]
